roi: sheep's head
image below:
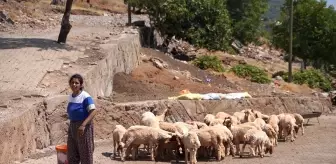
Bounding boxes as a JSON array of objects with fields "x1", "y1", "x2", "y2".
[
  {"x1": 294, "y1": 125, "x2": 300, "y2": 134},
  {"x1": 118, "y1": 142, "x2": 125, "y2": 151},
  {"x1": 264, "y1": 124, "x2": 277, "y2": 137},
  {"x1": 184, "y1": 131, "x2": 201, "y2": 148},
  {"x1": 224, "y1": 117, "x2": 233, "y2": 128}
]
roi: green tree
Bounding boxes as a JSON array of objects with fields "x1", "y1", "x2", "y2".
[
  {"x1": 272, "y1": 0, "x2": 336, "y2": 68},
  {"x1": 128, "y1": 0, "x2": 233, "y2": 50},
  {"x1": 227, "y1": 0, "x2": 269, "y2": 44}
]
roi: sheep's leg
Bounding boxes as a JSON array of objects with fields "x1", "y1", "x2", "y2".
[
  {"x1": 259, "y1": 144, "x2": 264, "y2": 158},
  {"x1": 235, "y1": 143, "x2": 240, "y2": 155},
  {"x1": 283, "y1": 127, "x2": 288, "y2": 142},
  {"x1": 148, "y1": 143, "x2": 155, "y2": 161},
  {"x1": 224, "y1": 142, "x2": 229, "y2": 157},
  {"x1": 131, "y1": 146, "x2": 137, "y2": 160},
  {"x1": 301, "y1": 123, "x2": 305, "y2": 135},
  {"x1": 278, "y1": 125, "x2": 283, "y2": 139},
  {"x1": 228, "y1": 141, "x2": 235, "y2": 157},
  {"x1": 290, "y1": 126, "x2": 295, "y2": 142},
  {"x1": 184, "y1": 147, "x2": 189, "y2": 164},
  {"x1": 255, "y1": 146, "x2": 259, "y2": 155},
  {"x1": 275, "y1": 133, "x2": 278, "y2": 146},
  {"x1": 113, "y1": 141, "x2": 117, "y2": 159},
  {"x1": 191, "y1": 148, "x2": 197, "y2": 164},
  {"x1": 215, "y1": 145, "x2": 221, "y2": 161},
  {"x1": 248, "y1": 144, "x2": 255, "y2": 157},
  {"x1": 240, "y1": 142, "x2": 247, "y2": 157},
  {"x1": 121, "y1": 138, "x2": 134, "y2": 161}
]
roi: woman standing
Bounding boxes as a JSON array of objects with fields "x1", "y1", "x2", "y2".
[{"x1": 67, "y1": 74, "x2": 98, "y2": 164}]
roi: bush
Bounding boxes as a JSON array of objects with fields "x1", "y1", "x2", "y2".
[
  {"x1": 193, "y1": 55, "x2": 225, "y2": 72},
  {"x1": 282, "y1": 69, "x2": 332, "y2": 91},
  {"x1": 230, "y1": 64, "x2": 271, "y2": 84}
]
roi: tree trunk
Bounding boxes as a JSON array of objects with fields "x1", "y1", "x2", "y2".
[
  {"x1": 57, "y1": 0, "x2": 74, "y2": 44},
  {"x1": 127, "y1": 3, "x2": 132, "y2": 26}
]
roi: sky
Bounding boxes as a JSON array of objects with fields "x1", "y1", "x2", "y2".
[{"x1": 327, "y1": 0, "x2": 336, "y2": 7}]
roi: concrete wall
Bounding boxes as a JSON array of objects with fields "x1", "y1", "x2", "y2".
[
  {"x1": 84, "y1": 34, "x2": 141, "y2": 98},
  {"x1": 0, "y1": 33, "x2": 142, "y2": 164}
]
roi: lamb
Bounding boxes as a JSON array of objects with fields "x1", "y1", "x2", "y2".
[
  {"x1": 233, "y1": 110, "x2": 256, "y2": 123},
  {"x1": 241, "y1": 129, "x2": 273, "y2": 158},
  {"x1": 226, "y1": 118, "x2": 259, "y2": 155},
  {"x1": 278, "y1": 114, "x2": 298, "y2": 142},
  {"x1": 267, "y1": 115, "x2": 280, "y2": 145},
  {"x1": 112, "y1": 125, "x2": 127, "y2": 159},
  {"x1": 204, "y1": 114, "x2": 216, "y2": 126},
  {"x1": 182, "y1": 131, "x2": 201, "y2": 164},
  {"x1": 141, "y1": 111, "x2": 160, "y2": 129},
  {"x1": 141, "y1": 108, "x2": 169, "y2": 129},
  {"x1": 194, "y1": 127, "x2": 224, "y2": 161},
  {"x1": 254, "y1": 118, "x2": 266, "y2": 128},
  {"x1": 215, "y1": 112, "x2": 231, "y2": 120},
  {"x1": 120, "y1": 125, "x2": 174, "y2": 161},
  {"x1": 211, "y1": 124, "x2": 235, "y2": 158},
  {"x1": 290, "y1": 113, "x2": 305, "y2": 137}
]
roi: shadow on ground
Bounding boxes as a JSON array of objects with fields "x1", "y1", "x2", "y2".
[{"x1": 0, "y1": 37, "x2": 76, "y2": 51}]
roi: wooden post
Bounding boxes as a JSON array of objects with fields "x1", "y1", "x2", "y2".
[
  {"x1": 57, "y1": 0, "x2": 74, "y2": 44},
  {"x1": 288, "y1": 0, "x2": 294, "y2": 82}
]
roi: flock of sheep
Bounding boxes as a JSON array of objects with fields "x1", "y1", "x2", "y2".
[{"x1": 111, "y1": 108, "x2": 305, "y2": 164}]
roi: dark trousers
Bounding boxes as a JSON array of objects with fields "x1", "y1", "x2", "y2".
[{"x1": 67, "y1": 121, "x2": 94, "y2": 164}]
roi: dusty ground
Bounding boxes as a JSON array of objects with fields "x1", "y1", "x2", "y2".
[
  {"x1": 112, "y1": 48, "x2": 316, "y2": 103},
  {"x1": 18, "y1": 115, "x2": 336, "y2": 164}
]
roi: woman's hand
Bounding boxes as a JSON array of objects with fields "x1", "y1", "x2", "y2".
[{"x1": 78, "y1": 125, "x2": 85, "y2": 137}]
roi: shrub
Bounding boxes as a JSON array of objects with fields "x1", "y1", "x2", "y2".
[
  {"x1": 230, "y1": 64, "x2": 271, "y2": 84},
  {"x1": 282, "y1": 69, "x2": 332, "y2": 91},
  {"x1": 193, "y1": 55, "x2": 225, "y2": 72}
]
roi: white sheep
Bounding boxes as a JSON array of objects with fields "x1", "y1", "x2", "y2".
[
  {"x1": 112, "y1": 125, "x2": 127, "y2": 159},
  {"x1": 267, "y1": 115, "x2": 280, "y2": 146},
  {"x1": 278, "y1": 114, "x2": 298, "y2": 142},
  {"x1": 182, "y1": 131, "x2": 201, "y2": 164},
  {"x1": 234, "y1": 110, "x2": 256, "y2": 123},
  {"x1": 141, "y1": 108, "x2": 169, "y2": 128},
  {"x1": 290, "y1": 113, "x2": 305, "y2": 137},
  {"x1": 186, "y1": 121, "x2": 208, "y2": 129},
  {"x1": 211, "y1": 124, "x2": 235, "y2": 158},
  {"x1": 209, "y1": 118, "x2": 225, "y2": 126},
  {"x1": 251, "y1": 109, "x2": 270, "y2": 120},
  {"x1": 120, "y1": 125, "x2": 174, "y2": 161},
  {"x1": 159, "y1": 121, "x2": 179, "y2": 133},
  {"x1": 241, "y1": 129, "x2": 273, "y2": 158},
  {"x1": 215, "y1": 112, "x2": 231, "y2": 120},
  {"x1": 194, "y1": 127, "x2": 223, "y2": 161},
  {"x1": 254, "y1": 118, "x2": 266, "y2": 128},
  {"x1": 226, "y1": 118, "x2": 259, "y2": 156},
  {"x1": 204, "y1": 114, "x2": 216, "y2": 126}
]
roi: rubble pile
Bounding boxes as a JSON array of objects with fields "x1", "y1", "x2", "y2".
[
  {"x1": 240, "y1": 44, "x2": 284, "y2": 63},
  {"x1": 166, "y1": 37, "x2": 204, "y2": 61}
]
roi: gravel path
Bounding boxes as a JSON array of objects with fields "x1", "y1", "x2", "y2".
[{"x1": 19, "y1": 115, "x2": 336, "y2": 164}]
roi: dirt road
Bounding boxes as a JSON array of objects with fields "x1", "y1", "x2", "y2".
[{"x1": 18, "y1": 115, "x2": 336, "y2": 164}]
